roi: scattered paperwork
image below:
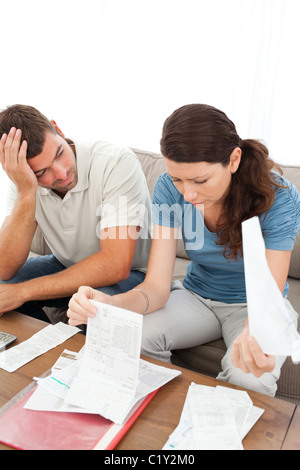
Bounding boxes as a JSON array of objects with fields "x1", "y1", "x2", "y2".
[
  {"x1": 25, "y1": 301, "x2": 181, "y2": 424},
  {"x1": 0, "y1": 322, "x2": 80, "y2": 373},
  {"x1": 242, "y1": 216, "x2": 300, "y2": 363},
  {"x1": 163, "y1": 383, "x2": 264, "y2": 450}
]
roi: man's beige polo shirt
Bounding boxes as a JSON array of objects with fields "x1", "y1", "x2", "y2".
[{"x1": 6, "y1": 140, "x2": 152, "y2": 271}]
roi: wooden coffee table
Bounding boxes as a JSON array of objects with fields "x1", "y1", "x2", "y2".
[{"x1": 0, "y1": 311, "x2": 299, "y2": 450}]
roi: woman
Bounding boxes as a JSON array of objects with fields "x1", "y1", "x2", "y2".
[{"x1": 67, "y1": 104, "x2": 300, "y2": 397}]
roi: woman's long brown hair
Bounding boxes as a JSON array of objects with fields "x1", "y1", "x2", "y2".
[{"x1": 160, "y1": 104, "x2": 285, "y2": 260}]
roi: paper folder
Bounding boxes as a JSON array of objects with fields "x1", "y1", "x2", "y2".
[{"x1": 0, "y1": 386, "x2": 158, "y2": 450}]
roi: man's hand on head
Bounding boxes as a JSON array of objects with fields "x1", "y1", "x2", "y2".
[{"x1": 0, "y1": 127, "x2": 38, "y2": 195}]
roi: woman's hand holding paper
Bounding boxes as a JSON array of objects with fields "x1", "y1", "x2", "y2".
[
  {"x1": 231, "y1": 325, "x2": 276, "y2": 377},
  {"x1": 67, "y1": 286, "x2": 113, "y2": 326}
]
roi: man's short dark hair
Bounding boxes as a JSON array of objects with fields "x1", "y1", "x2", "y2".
[{"x1": 0, "y1": 104, "x2": 57, "y2": 159}]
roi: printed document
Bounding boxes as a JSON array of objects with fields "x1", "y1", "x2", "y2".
[
  {"x1": 242, "y1": 216, "x2": 300, "y2": 363},
  {"x1": 65, "y1": 301, "x2": 142, "y2": 423},
  {"x1": 0, "y1": 322, "x2": 80, "y2": 373}
]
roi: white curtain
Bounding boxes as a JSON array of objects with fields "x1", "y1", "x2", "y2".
[{"x1": 0, "y1": 0, "x2": 299, "y2": 225}]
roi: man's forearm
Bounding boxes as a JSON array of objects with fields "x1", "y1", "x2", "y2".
[
  {"x1": 0, "y1": 194, "x2": 37, "y2": 280},
  {"x1": 20, "y1": 250, "x2": 130, "y2": 302}
]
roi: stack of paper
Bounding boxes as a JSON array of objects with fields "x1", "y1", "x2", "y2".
[
  {"x1": 163, "y1": 383, "x2": 264, "y2": 450},
  {"x1": 25, "y1": 301, "x2": 181, "y2": 424}
]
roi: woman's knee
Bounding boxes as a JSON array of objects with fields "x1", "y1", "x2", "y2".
[
  {"x1": 217, "y1": 351, "x2": 284, "y2": 397},
  {"x1": 141, "y1": 312, "x2": 172, "y2": 362}
]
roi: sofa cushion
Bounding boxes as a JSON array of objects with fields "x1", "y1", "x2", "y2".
[
  {"x1": 281, "y1": 165, "x2": 300, "y2": 279},
  {"x1": 132, "y1": 148, "x2": 190, "y2": 261},
  {"x1": 287, "y1": 277, "x2": 300, "y2": 314},
  {"x1": 171, "y1": 339, "x2": 226, "y2": 377},
  {"x1": 132, "y1": 148, "x2": 166, "y2": 198},
  {"x1": 173, "y1": 257, "x2": 189, "y2": 281},
  {"x1": 30, "y1": 225, "x2": 51, "y2": 257},
  {"x1": 289, "y1": 237, "x2": 300, "y2": 279}
]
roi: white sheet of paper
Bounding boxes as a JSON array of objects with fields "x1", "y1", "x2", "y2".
[
  {"x1": 64, "y1": 301, "x2": 143, "y2": 423},
  {"x1": 0, "y1": 322, "x2": 80, "y2": 373},
  {"x1": 188, "y1": 388, "x2": 244, "y2": 450},
  {"x1": 215, "y1": 386, "x2": 253, "y2": 438},
  {"x1": 242, "y1": 216, "x2": 300, "y2": 362}
]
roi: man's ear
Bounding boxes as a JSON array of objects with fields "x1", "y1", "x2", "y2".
[{"x1": 51, "y1": 120, "x2": 65, "y2": 138}]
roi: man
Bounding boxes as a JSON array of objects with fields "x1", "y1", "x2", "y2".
[{"x1": 0, "y1": 104, "x2": 151, "y2": 322}]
